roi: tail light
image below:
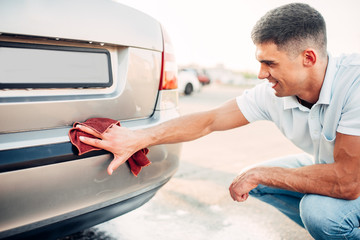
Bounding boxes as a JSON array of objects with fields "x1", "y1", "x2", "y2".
[{"x1": 159, "y1": 26, "x2": 178, "y2": 90}]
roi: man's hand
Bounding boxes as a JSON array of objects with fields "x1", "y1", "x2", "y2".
[
  {"x1": 229, "y1": 169, "x2": 259, "y2": 202},
  {"x1": 76, "y1": 124, "x2": 144, "y2": 175}
]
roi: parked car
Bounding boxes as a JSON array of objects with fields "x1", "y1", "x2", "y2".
[
  {"x1": 0, "y1": 1, "x2": 181, "y2": 239},
  {"x1": 177, "y1": 69, "x2": 201, "y2": 95},
  {"x1": 180, "y1": 68, "x2": 211, "y2": 85}
]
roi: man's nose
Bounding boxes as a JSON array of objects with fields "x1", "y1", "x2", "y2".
[{"x1": 257, "y1": 65, "x2": 270, "y2": 79}]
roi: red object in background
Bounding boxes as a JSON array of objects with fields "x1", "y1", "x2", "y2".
[{"x1": 197, "y1": 74, "x2": 211, "y2": 85}]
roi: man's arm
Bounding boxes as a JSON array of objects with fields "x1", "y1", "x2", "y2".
[
  {"x1": 229, "y1": 132, "x2": 360, "y2": 201},
  {"x1": 77, "y1": 98, "x2": 249, "y2": 175}
]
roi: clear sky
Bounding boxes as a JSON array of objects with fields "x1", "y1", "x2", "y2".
[{"x1": 116, "y1": 0, "x2": 360, "y2": 73}]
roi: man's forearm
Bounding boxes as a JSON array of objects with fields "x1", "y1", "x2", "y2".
[
  {"x1": 253, "y1": 164, "x2": 359, "y2": 200},
  {"x1": 137, "y1": 99, "x2": 249, "y2": 149},
  {"x1": 230, "y1": 132, "x2": 360, "y2": 202},
  {"x1": 137, "y1": 111, "x2": 215, "y2": 148}
]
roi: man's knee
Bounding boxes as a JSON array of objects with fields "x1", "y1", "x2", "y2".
[
  {"x1": 300, "y1": 194, "x2": 355, "y2": 239},
  {"x1": 300, "y1": 195, "x2": 327, "y2": 232}
]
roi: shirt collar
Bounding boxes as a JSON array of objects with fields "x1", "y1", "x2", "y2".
[
  {"x1": 283, "y1": 53, "x2": 336, "y2": 110},
  {"x1": 283, "y1": 95, "x2": 300, "y2": 110}
]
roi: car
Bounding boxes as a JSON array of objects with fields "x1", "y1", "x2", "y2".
[
  {"x1": 0, "y1": 1, "x2": 181, "y2": 239},
  {"x1": 177, "y1": 69, "x2": 201, "y2": 95},
  {"x1": 180, "y1": 68, "x2": 211, "y2": 85}
]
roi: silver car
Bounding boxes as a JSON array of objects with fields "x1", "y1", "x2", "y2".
[{"x1": 0, "y1": 0, "x2": 181, "y2": 239}]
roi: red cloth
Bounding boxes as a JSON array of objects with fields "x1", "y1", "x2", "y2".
[{"x1": 69, "y1": 118, "x2": 151, "y2": 176}]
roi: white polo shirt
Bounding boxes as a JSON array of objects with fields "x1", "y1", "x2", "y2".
[{"x1": 236, "y1": 53, "x2": 360, "y2": 164}]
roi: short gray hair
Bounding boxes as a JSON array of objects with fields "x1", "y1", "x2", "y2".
[{"x1": 251, "y1": 3, "x2": 327, "y2": 58}]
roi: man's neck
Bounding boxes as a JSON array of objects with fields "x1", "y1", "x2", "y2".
[{"x1": 298, "y1": 55, "x2": 329, "y2": 105}]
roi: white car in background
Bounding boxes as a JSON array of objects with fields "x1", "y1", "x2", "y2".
[{"x1": 177, "y1": 69, "x2": 201, "y2": 95}]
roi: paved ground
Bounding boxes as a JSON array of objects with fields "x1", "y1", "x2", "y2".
[{"x1": 63, "y1": 84, "x2": 313, "y2": 240}]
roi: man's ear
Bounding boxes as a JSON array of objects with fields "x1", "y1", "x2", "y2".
[{"x1": 303, "y1": 49, "x2": 317, "y2": 67}]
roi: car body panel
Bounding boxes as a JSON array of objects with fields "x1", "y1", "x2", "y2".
[
  {"x1": 0, "y1": 0, "x2": 163, "y2": 51},
  {"x1": 0, "y1": 0, "x2": 181, "y2": 238}
]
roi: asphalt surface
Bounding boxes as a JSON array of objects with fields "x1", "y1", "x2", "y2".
[{"x1": 61, "y1": 84, "x2": 313, "y2": 240}]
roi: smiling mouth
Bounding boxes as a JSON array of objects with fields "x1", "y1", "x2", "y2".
[{"x1": 270, "y1": 81, "x2": 278, "y2": 89}]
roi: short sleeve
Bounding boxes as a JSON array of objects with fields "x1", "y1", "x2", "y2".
[
  {"x1": 337, "y1": 78, "x2": 360, "y2": 136},
  {"x1": 236, "y1": 82, "x2": 273, "y2": 122}
]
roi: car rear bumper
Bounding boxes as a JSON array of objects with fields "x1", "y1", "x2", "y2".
[
  {"x1": 0, "y1": 90, "x2": 182, "y2": 239},
  {"x1": 1, "y1": 178, "x2": 169, "y2": 240}
]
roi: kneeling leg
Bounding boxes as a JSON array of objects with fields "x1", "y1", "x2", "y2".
[{"x1": 300, "y1": 194, "x2": 360, "y2": 240}]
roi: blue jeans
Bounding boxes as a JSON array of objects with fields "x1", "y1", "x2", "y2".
[{"x1": 248, "y1": 154, "x2": 360, "y2": 240}]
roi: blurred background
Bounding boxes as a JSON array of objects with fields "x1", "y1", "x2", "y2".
[{"x1": 116, "y1": 0, "x2": 360, "y2": 81}]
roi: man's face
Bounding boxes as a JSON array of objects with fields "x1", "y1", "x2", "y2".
[{"x1": 255, "y1": 42, "x2": 307, "y2": 97}]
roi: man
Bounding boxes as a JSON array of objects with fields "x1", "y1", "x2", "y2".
[{"x1": 76, "y1": 3, "x2": 360, "y2": 239}]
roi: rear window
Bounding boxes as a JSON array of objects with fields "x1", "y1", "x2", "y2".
[{"x1": 0, "y1": 41, "x2": 112, "y2": 89}]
